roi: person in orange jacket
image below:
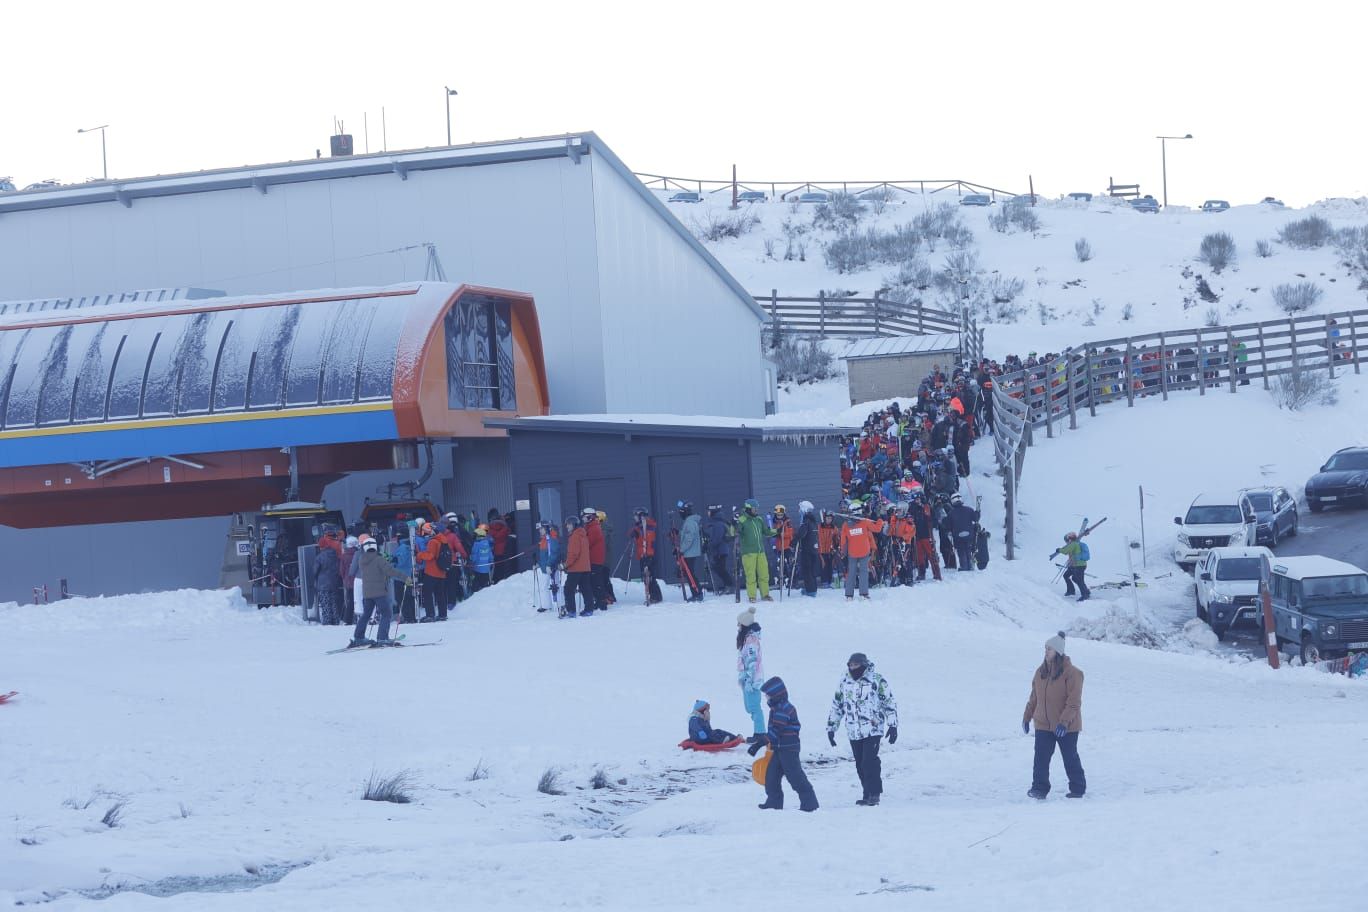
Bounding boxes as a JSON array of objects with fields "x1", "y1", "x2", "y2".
[
  {"x1": 630, "y1": 509, "x2": 664, "y2": 604},
  {"x1": 772, "y1": 505, "x2": 795, "y2": 588},
  {"x1": 817, "y1": 512, "x2": 839, "y2": 588},
  {"x1": 416, "y1": 522, "x2": 449, "y2": 622},
  {"x1": 887, "y1": 506, "x2": 917, "y2": 586},
  {"x1": 840, "y1": 503, "x2": 885, "y2": 601},
  {"x1": 439, "y1": 513, "x2": 469, "y2": 612},
  {"x1": 561, "y1": 514, "x2": 594, "y2": 617}
]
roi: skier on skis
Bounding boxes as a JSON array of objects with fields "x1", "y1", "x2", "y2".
[
  {"x1": 535, "y1": 520, "x2": 562, "y2": 613},
  {"x1": 1023, "y1": 632, "x2": 1086, "y2": 799},
  {"x1": 826, "y1": 653, "x2": 899, "y2": 806},
  {"x1": 794, "y1": 500, "x2": 820, "y2": 597},
  {"x1": 1050, "y1": 532, "x2": 1091, "y2": 601},
  {"x1": 676, "y1": 501, "x2": 704, "y2": 602},
  {"x1": 948, "y1": 493, "x2": 981, "y2": 572},
  {"x1": 748, "y1": 677, "x2": 819, "y2": 812},
  {"x1": 350, "y1": 537, "x2": 408, "y2": 648},
  {"x1": 839, "y1": 502, "x2": 884, "y2": 601},
  {"x1": 561, "y1": 514, "x2": 594, "y2": 617},
  {"x1": 736, "y1": 499, "x2": 777, "y2": 604},
  {"x1": 631, "y1": 509, "x2": 664, "y2": 604},
  {"x1": 581, "y1": 508, "x2": 609, "y2": 610}
]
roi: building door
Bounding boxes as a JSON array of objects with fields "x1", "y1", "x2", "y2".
[
  {"x1": 577, "y1": 477, "x2": 628, "y2": 579},
  {"x1": 649, "y1": 454, "x2": 705, "y2": 583},
  {"x1": 529, "y1": 483, "x2": 564, "y2": 529}
]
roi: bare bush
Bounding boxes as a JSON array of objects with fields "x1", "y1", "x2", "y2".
[
  {"x1": 467, "y1": 759, "x2": 490, "y2": 781},
  {"x1": 1271, "y1": 364, "x2": 1338, "y2": 410},
  {"x1": 774, "y1": 337, "x2": 835, "y2": 383},
  {"x1": 913, "y1": 203, "x2": 968, "y2": 251},
  {"x1": 1204, "y1": 306, "x2": 1221, "y2": 327},
  {"x1": 812, "y1": 192, "x2": 866, "y2": 230},
  {"x1": 863, "y1": 186, "x2": 894, "y2": 215},
  {"x1": 691, "y1": 210, "x2": 760, "y2": 243},
  {"x1": 1334, "y1": 226, "x2": 1368, "y2": 285},
  {"x1": 1198, "y1": 232, "x2": 1237, "y2": 273},
  {"x1": 1255, "y1": 239, "x2": 1274, "y2": 258},
  {"x1": 537, "y1": 766, "x2": 566, "y2": 796},
  {"x1": 763, "y1": 238, "x2": 776, "y2": 259},
  {"x1": 1278, "y1": 215, "x2": 1333, "y2": 249},
  {"x1": 822, "y1": 224, "x2": 923, "y2": 274},
  {"x1": 590, "y1": 767, "x2": 614, "y2": 790},
  {"x1": 178, "y1": 803, "x2": 191, "y2": 819},
  {"x1": 1121, "y1": 303, "x2": 1134, "y2": 321},
  {"x1": 362, "y1": 769, "x2": 415, "y2": 804},
  {"x1": 989, "y1": 275, "x2": 1026, "y2": 305},
  {"x1": 1075, "y1": 238, "x2": 1093, "y2": 262},
  {"x1": 1271, "y1": 282, "x2": 1323, "y2": 314},
  {"x1": 101, "y1": 801, "x2": 127, "y2": 828}
]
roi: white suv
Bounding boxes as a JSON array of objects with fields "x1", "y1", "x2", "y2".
[
  {"x1": 1195, "y1": 546, "x2": 1274, "y2": 640},
  {"x1": 1173, "y1": 493, "x2": 1257, "y2": 571}
]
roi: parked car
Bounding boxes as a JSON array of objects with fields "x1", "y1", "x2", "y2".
[
  {"x1": 1195, "y1": 545, "x2": 1275, "y2": 640},
  {"x1": 0, "y1": 177, "x2": 15, "y2": 193},
  {"x1": 1130, "y1": 196, "x2": 1160, "y2": 213},
  {"x1": 1269, "y1": 555, "x2": 1368, "y2": 664},
  {"x1": 960, "y1": 193, "x2": 991, "y2": 207},
  {"x1": 1008, "y1": 193, "x2": 1037, "y2": 206},
  {"x1": 667, "y1": 191, "x2": 703, "y2": 203},
  {"x1": 1238, "y1": 486, "x2": 1299, "y2": 546},
  {"x1": 796, "y1": 191, "x2": 829, "y2": 204},
  {"x1": 1067, "y1": 192, "x2": 1093, "y2": 202},
  {"x1": 1305, "y1": 447, "x2": 1368, "y2": 512},
  {"x1": 1173, "y1": 492, "x2": 1257, "y2": 570},
  {"x1": 1201, "y1": 200, "x2": 1231, "y2": 213},
  {"x1": 737, "y1": 190, "x2": 767, "y2": 204},
  {"x1": 1260, "y1": 196, "x2": 1286, "y2": 208},
  {"x1": 22, "y1": 179, "x2": 60, "y2": 191}
]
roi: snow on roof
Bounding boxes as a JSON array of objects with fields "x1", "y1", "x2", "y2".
[
  {"x1": 485, "y1": 413, "x2": 856, "y2": 440},
  {"x1": 1270, "y1": 555, "x2": 1367, "y2": 579},
  {"x1": 843, "y1": 333, "x2": 960, "y2": 360}
]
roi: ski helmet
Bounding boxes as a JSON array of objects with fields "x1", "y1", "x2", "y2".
[
  {"x1": 345, "y1": 535, "x2": 359, "y2": 548},
  {"x1": 362, "y1": 539, "x2": 379, "y2": 552},
  {"x1": 774, "y1": 504, "x2": 786, "y2": 515},
  {"x1": 596, "y1": 510, "x2": 606, "y2": 522},
  {"x1": 798, "y1": 500, "x2": 814, "y2": 515},
  {"x1": 475, "y1": 527, "x2": 488, "y2": 538},
  {"x1": 950, "y1": 493, "x2": 963, "y2": 504},
  {"x1": 564, "y1": 515, "x2": 580, "y2": 529},
  {"x1": 357, "y1": 533, "x2": 372, "y2": 545},
  {"x1": 848, "y1": 501, "x2": 864, "y2": 514},
  {"x1": 743, "y1": 498, "x2": 759, "y2": 513},
  {"x1": 581, "y1": 506, "x2": 596, "y2": 518}
]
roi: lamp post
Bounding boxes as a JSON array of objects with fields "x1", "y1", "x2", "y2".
[
  {"x1": 77, "y1": 124, "x2": 109, "y2": 181},
  {"x1": 445, "y1": 87, "x2": 458, "y2": 145},
  {"x1": 1155, "y1": 133, "x2": 1193, "y2": 209}
]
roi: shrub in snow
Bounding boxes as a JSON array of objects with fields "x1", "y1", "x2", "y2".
[
  {"x1": 989, "y1": 200, "x2": 1040, "y2": 233},
  {"x1": 1195, "y1": 276, "x2": 1219, "y2": 303},
  {"x1": 537, "y1": 766, "x2": 566, "y2": 796},
  {"x1": 691, "y1": 210, "x2": 759, "y2": 243},
  {"x1": 812, "y1": 192, "x2": 866, "y2": 230},
  {"x1": 1271, "y1": 281, "x2": 1322, "y2": 314},
  {"x1": 990, "y1": 275, "x2": 1026, "y2": 306},
  {"x1": 467, "y1": 758, "x2": 490, "y2": 781},
  {"x1": 913, "y1": 203, "x2": 969, "y2": 251},
  {"x1": 1333, "y1": 226, "x2": 1368, "y2": 286},
  {"x1": 1278, "y1": 215, "x2": 1333, "y2": 249},
  {"x1": 885, "y1": 259, "x2": 934, "y2": 295},
  {"x1": 1198, "y1": 232, "x2": 1236, "y2": 273},
  {"x1": 774, "y1": 337, "x2": 835, "y2": 383},
  {"x1": 101, "y1": 800, "x2": 127, "y2": 828},
  {"x1": 1075, "y1": 238, "x2": 1093, "y2": 262},
  {"x1": 1067, "y1": 609, "x2": 1165, "y2": 649},
  {"x1": 1271, "y1": 364, "x2": 1338, "y2": 410},
  {"x1": 590, "y1": 766, "x2": 614, "y2": 790},
  {"x1": 763, "y1": 237, "x2": 776, "y2": 259},
  {"x1": 362, "y1": 769, "x2": 415, "y2": 804},
  {"x1": 1121, "y1": 303, "x2": 1134, "y2": 321},
  {"x1": 1255, "y1": 239, "x2": 1274, "y2": 258},
  {"x1": 822, "y1": 224, "x2": 924, "y2": 274},
  {"x1": 864, "y1": 186, "x2": 894, "y2": 215},
  {"x1": 1203, "y1": 306, "x2": 1221, "y2": 327}
]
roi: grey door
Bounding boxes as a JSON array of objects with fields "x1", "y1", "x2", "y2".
[
  {"x1": 577, "y1": 477, "x2": 628, "y2": 578},
  {"x1": 650, "y1": 454, "x2": 706, "y2": 583}
]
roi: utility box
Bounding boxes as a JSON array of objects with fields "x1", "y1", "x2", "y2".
[{"x1": 329, "y1": 134, "x2": 354, "y2": 157}]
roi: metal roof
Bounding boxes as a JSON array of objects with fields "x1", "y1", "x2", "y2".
[
  {"x1": 0, "y1": 132, "x2": 765, "y2": 325},
  {"x1": 843, "y1": 333, "x2": 960, "y2": 360},
  {"x1": 1270, "y1": 555, "x2": 1367, "y2": 579},
  {"x1": 484, "y1": 416, "x2": 855, "y2": 441},
  {"x1": 0, "y1": 288, "x2": 223, "y2": 317}
]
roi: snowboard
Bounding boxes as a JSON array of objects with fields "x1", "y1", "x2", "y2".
[{"x1": 0, "y1": 691, "x2": 17, "y2": 705}]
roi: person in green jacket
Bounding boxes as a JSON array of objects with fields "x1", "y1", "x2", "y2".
[
  {"x1": 1049, "y1": 532, "x2": 1090, "y2": 602},
  {"x1": 1233, "y1": 340, "x2": 1249, "y2": 386},
  {"x1": 736, "y1": 499, "x2": 777, "y2": 603}
]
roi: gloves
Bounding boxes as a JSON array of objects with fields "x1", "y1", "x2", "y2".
[
  {"x1": 827, "y1": 731, "x2": 837, "y2": 747},
  {"x1": 1054, "y1": 723, "x2": 1067, "y2": 739},
  {"x1": 1047, "y1": 551, "x2": 1056, "y2": 560},
  {"x1": 887, "y1": 726, "x2": 898, "y2": 744},
  {"x1": 1022, "y1": 720, "x2": 1030, "y2": 734},
  {"x1": 747, "y1": 740, "x2": 763, "y2": 757}
]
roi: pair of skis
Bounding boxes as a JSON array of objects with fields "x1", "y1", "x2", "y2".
[
  {"x1": 669, "y1": 527, "x2": 702, "y2": 602},
  {"x1": 326, "y1": 634, "x2": 444, "y2": 655}
]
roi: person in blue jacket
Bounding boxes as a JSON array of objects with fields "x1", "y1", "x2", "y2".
[
  {"x1": 389, "y1": 528, "x2": 416, "y2": 623},
  {"x1": 747, "y1": 676, "x2": 819, "y2": 812},
  {"x1": 470, "y1": 527, "x2": 495, "y2": 591},
  {"x1": 687, "y1": 700, "x2": 739, "y2": 744}
]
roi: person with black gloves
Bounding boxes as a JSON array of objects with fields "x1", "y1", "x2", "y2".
[
  {"x1": 947, "y1": 493, "x2": 981, "y2": 572},
  {"x1": 826, "y1": 652, "x2": 899, "y2": 806},
  {"x1": 1023, "y1": 632, "x2": 1086, "y2": 799},
  {"x1": 747, "y1": 676, "x2": 819, "y2": 812}
]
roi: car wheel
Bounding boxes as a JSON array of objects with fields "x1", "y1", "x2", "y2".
[
  {"x1": 1212, "y1": 625, "x2": 1226, "y2": 642},
  {"x1": 1179, "y1": 562, "x2": 1194, "y2": 574},
  {"x1": 1195, "y1": 589, "x2": 1206, "y2": 620},
  {"x1": 1309, "y1": 500, "x2": 1323, "y2": 514},
  {"x1": 1269, "y1": 524, "x2": 1280, "y2": 548},
  {"x1": 1300, "y1": 638, "x2": 1320, "y2": 666}
]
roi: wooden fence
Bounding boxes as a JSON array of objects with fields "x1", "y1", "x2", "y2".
[
  {"x1": 987, "y1": 308, "x2": 1368, "y2": 558},
  {"x1": 758, "y1": 291, "x2": 964, "y2": 339},
  {"x1": 637, "y1": 173, "x2": 1021, "y2": 202}
]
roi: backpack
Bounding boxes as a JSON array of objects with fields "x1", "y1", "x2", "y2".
[
  {"x1": 1078, "y1": 541, "x2": 1090, "y2": 562},
  {"x1": 437, "y1": 541, "x2": 454, "y2": 572}
]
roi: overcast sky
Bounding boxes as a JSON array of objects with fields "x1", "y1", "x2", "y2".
[{"x1": 4, "y1": 1, "x2": 1364, "y2": 207}]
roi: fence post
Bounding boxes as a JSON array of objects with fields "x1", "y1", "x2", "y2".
[
  {"x1": 1196, "y1": 329, "x2": 1205, "y2": 395},
  {"x1": 1327, "y1": 315, "x2": 1337, "y2": 380},
  {"x1": 1125, "y1": 339, "x2": 1135, "y2": 407},
  {"x1": 1289, "y1": 319, "x2": 1299, "y2": 373},
  {"x1": 819, "y1": 290, "x2": 826, "y2": 339},
  {"x1": 873, "y1": 293, "x2": 881, "y2": 336},
  {"x1": 1004, "y1": 447, "x2": 1016, "y2": 561},
  {"x1": 1258, "y1": 323, "x2": 1270, "y2": 389},
  {"x1": 1044, "y1": 370, "x2": 1054, "y2": 439},
  {"x1": 917, "y1": 302, "x2": 925, "y2": 334},
  {"x1": 1085, "y1": 349, "x2": 1097, "y2": 417},
  {"x1": 1159, "y1": 332, "x2": 1169, "y2": 401},
  {"x1": 1066, "y1": 351, "x2": 1078, "y2": 430},
  {"x1": 1227, "y1": 328, "x2": 1237, "y2": 393},
  {"x1": 770, "y1": 289, "x2": 779, "y2": 349},
  {"x1": 1351, "y1": 311, "x2": 1362, "y2": 375}
]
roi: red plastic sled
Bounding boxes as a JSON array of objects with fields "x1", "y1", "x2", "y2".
[
  {"x1": 678, "y1": 737, "x2": 745, "y2": 752},
  {"x1": 0, "y1": 691, "x2": 17, "y2": 705}
]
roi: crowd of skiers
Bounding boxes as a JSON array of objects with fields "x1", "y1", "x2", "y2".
[
  {"x1": 687, "y1": 610, "x2": 1085, "y2": 810},
  {"x1": 311, "y1": 508, "x2": 524, "y2": 647}
]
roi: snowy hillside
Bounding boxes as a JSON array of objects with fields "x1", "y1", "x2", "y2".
[{"x1": 671, "y1": 190, "x2": 1368, "y2": 356}]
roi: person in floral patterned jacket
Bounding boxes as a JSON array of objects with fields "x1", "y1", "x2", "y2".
[{"x1": 827, "y1": 652, "x2": 899, "y2": 806}]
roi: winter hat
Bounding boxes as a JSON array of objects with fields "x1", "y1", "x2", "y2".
[
  {"x1": 1045, "y1": 631, "x2": 1067, "y2": 655},
  {"x1": 847, "y1": 652, "x2": 869, "y2": 668},
  {"x1": 693, "y1": 700, "x2": 709, "y2": 713},
  {"x1": 737, "y1": 608, "x2": 757, "y2": 627}
]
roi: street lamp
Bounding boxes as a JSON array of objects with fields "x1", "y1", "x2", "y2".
[
  {"x1": 445, "y1": 87, "x2": 458, "y2": 145},
  {"x1": 1155, "y1": 133, "x2": 1193, "y2": 209},
  {"x1": 77, "y1": 124, "x2": 109, "y2": 181}
]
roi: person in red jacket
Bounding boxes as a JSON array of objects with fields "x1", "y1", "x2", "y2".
[
  {"x1": 416, "y1": 522, "x2": 449, "y2": 622},
  {"x1": 580, "y1": 507, "x2": 608, "y2": 611},
  {"x1": 839, "y1": 504, "x2": 885, "y2": 601},
  {"x1": 439, "y1": 514, "x2": 469, "y2": 613},
  {"x1": 630, "y1": 509, "x2": 664, "y2": 604},
  {"x1": 487, "y1": 512, "x2": 511, "y2": 583}
]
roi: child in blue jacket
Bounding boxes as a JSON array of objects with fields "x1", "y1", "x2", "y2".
[
  {"x1": 470, "y1": 528, "x2": 495, "y2": 591},
  {"x1": 687, "y1": 700, "x2": 738, "y2": 744}
]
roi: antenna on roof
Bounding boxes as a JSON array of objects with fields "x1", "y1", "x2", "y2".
[{"x1": 329, "y1": 117, "x2": 354, "y2": 158}]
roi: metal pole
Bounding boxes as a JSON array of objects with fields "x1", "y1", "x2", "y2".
[
  {"x1": 1259, "y1": 553, "x2": 1280, "y2": 669},
  {"x1": 1124, "y1": 537, "x2": 1141, "y2": 618},
  {"x1": 1160, "y1": 138, "x2": 1168, "y2": 209},
  {"x1": 1139, "y1": 485, "x2": 1147, "y2": 568},
  {"x1": 445, "y1": 89, "x2": 451, "y2": 145},
  {"x1": 100, "y1": 128, "x2": 108, "y2": 181}
]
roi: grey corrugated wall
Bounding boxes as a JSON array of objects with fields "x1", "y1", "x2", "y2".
[{"x1": 749, "y1": 439, "x2": 842, "y2": 516}]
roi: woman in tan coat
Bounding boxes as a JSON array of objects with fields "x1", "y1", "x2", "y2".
[{"x1": 1022, "y1": 631, "x2": 1086, "y2": 799}]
